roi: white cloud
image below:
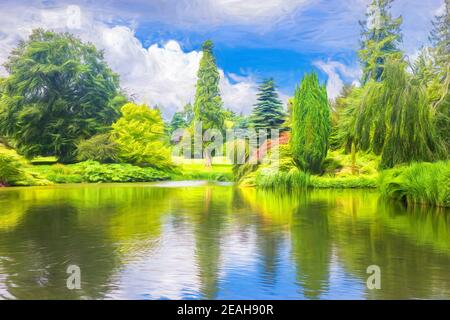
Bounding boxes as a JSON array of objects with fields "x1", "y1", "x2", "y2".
[
  {"x1": 313, "y1": 60, "x2": 361, "y2": 100},
  {"x1": 205, "y1": 0, "x2": 312, "y2": 25},
  {"x1": 0, "y1": 4, "x2": 260, "y2": 118}
]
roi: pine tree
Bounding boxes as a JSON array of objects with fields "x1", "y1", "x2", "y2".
[
  {"x1": 249, "y1": 79, "x2": 285, "y2": 133},
  {"x1": 193, "y1": 40, "x2": 225, "y2": 167},
  {"x1": 193, "y1": 40, "x2": 225, "y2": 132},
  {"x1": 291, "y1": 73, "x2": 331, "y2": 174},
  {"x1": 359, "y1": 0, "x2": 403, "y2": 84},
  {"x1": 430, "y1": 0, "x2": 450, "y2": 78}
]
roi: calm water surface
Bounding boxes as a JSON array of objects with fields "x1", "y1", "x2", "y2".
[{"x1": 0, "y1": 181, "x2": 449, "y2": 299}]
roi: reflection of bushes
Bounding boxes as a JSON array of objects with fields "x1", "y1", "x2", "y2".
[{"x1": 379, "y1": 161, "x2": 450, "y2": 207}]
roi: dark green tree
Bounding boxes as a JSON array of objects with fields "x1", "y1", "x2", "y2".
[
  {"x1": 170, "y1": 103, "x2": 194, "y2": 133},
  {"x1": 193, "y1": 40, "x2": 225, "y2": 131},
  {"x1": 249, "y1": 79, "x2": 285, "y2": 132},
  {"x1": 429, "y1": 0, "x2": 450, "y2": 152},
  {"x1": 193, "y1": 40, "x2": 225, "y2": 167},
  {"x1": 359, "y1": 0, "x2": 403, "y2": 84},
  {"x1": 0, "y1": 29, "x2": 123, "y2": 162},
  {"x1": 291, "y1": 73, "x2": 331, "y2": 174},
  {"x1": 430, "y1": 0, "x2": 450, "y2": 77}
]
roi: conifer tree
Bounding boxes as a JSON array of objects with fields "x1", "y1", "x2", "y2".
[
  {"x1": 291, "y1": 73, "x2": 331, "y2": 174},
  {"x1": 193, "y1": 40, "x2": 224, "y2": 131},
  {"x1": 249, "y1": 79, "x2": 285, "y2": 132},
  {"x1": 193, "y1": 40, "x2": 225, "y2": 167},
  {"x1": 359, "y1": 0, "x2": 403, "y2": 84}
]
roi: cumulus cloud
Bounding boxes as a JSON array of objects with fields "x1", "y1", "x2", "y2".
[
  {"x1": 0, "y1": 4, "x2": 260, "y2": 118},
  {"x1": 313, "y1": 60, "x2": 361, "y2": 100}
]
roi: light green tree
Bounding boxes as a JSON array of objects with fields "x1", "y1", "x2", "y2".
[
  {"x1": 291, "y1": 73, "x2": 331, "y2": 174},
  {"x1": 112, "y1": 103, "x2": 173, "y2": 170}
]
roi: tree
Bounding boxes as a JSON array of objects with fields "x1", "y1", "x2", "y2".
[
  {"x1": 112, "y1": 103, "x2": 173, "y2": 170},
  {"x1": 193, "y1": 40, "x2": 225, "y2": 167},
  {"x1": 249, "y1": 79, "x2": 286, "y2": 133},
  {"x1": 0, "y1": 29, "x2": 123, "y2": 162},
  {"x1": 428, "y1": 0, "x2": 450, "y2": 152},
  {"x1": 359, "y1": 0, "x2": 403, "y2": 84},
  {"x1": 354, "y1": 59, "x2": 446, "y2": 168},
  {"x1": 430, "y1": 0, "x2": 450, "y2": 78},
  {"x1": 193, "y1": 40, "x2": 225, "y2": 131},
  {"x1": 76, "y1": 133, "x2": 118, "y2": 163},
  {"x1": 170, "y1": 103, "x2": 194, "y2": 133},
  {"x1": 291, "y1": 73, "x2": 331, "y2": 174}
]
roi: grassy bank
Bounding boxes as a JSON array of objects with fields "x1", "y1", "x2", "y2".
[
  {"x1": 28, "y1": 161, "x2": 171, "y2": 184},
  {"x1": 1, "y1": 144, "x2": 234, "y2": 186},
  {"x1": 379, "y1": 161, "x2": 450, "y2": 208}
]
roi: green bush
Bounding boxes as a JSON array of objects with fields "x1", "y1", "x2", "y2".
[
  {"x1": 30, "y1": 161, "x2": 171, "y2": 184},
  {"x1": 379, "y1": 161, "x2": 450, "y2": 207},
  {"x1": 0, "y1": 153, "x2": 23, "y2": 186},
  {"x1": 76, "y1": 133, "x2": 118, "y2": 163}
]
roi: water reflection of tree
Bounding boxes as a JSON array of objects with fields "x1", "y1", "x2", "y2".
[
  {"x1": 332, "y1": 198, "x2": 450, "y2": 299},
  {"x1": 290, "y1": 194, "x2": 331, "y2": 299},
  {"x1": 0, "y1": 185, "x2": 174, "y2": 299},
  {"x1": 238, "y1": 188, "x2": 331, "y2": 298},
  {"x1": 190, "y1": 186, "x2": 233, "y2": 299},
  {"x1": 0, "y1": 203, "x2": 117, "y2": 299}
]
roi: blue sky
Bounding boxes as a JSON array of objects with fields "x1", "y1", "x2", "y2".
[{"x1": 0, "y1": 0, "x2": 445, "y2": 117}]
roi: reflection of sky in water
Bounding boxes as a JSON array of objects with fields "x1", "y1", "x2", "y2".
[
  {"x1": 0, "y1": 184, "x2": 449, "y2": 299},
  {"x1": 103, "y1": 212, "x2": 368, "y2": 299}
]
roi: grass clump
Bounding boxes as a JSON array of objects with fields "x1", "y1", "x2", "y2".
[
  {"x1": 379, "y1": 161, "x2": 450, "y2": 207},
  {"x1": 176, "y1": 163, "x2": 233, "y2": 182}
]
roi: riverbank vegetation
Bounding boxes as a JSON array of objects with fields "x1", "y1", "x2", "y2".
[{"x1": 0, "y1": 1, "x2": 448, "y2": 208}]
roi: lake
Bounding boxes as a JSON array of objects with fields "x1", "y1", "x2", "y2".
[{"x1": 0, "y1": 182, "x2": 449, "y2": 299}]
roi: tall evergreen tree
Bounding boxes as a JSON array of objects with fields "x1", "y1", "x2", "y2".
[
  {"x1": 430, "y1": 0, "x2": 450, "y2": 78},
  {"x1": 193, "y1": 40, "x2": 225, "y2": 131},
  {"x1": 249, "y1": 79, "x2": 285, "y2": 132},
  {"x1": 359, "y1": 0, "x2": 403, "y2": 84},
  {"x1": 429, "y1": 0, "x2": 450, "y2": 153},
  {"x1": 193, "y1": 40, "x2": 225, "y2": 167},
  {"x1": 291, "y1": 73, "x2": 331, "y2": 174}
]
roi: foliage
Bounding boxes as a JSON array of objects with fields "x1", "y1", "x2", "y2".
[
  {"x1": 249, "y1": 79, "x2": 286, "y2": 132},
  {"x1": 0, "y1": 152, "x2": 23, "y2": 186},
  {"x1": 170, "y1": 103, "x2": 194, "y2": 133},
  {"x1": 379, "y1": 161, "x2": 450, "y2": 207},
  {"x1": 193, "y1": 40, "x2": 225, "y2": 131},
  {"x1": 0, "y1": 144, "x2": 50, "y2": 186},
  {"x1": 78, "y1": 161, "x2": 170, "y2": 183},
  {"x1": 330, "y1": 85, "x2": 362, "y2": 152},
  {"x1": 353, "y1": 59, "x2": 446, "y2": 168},
  {"x1": 112, "y1": 103, "x2": 173, "y2": 170},
  {"x1": 177, "y1": 163, "x2": 233, "y2": 182},
  {"x1": 359, "y1": 0, "x2": 403, "y2": 84},
  {"x1": 30, "y1": 161, "x2": 170, "y2": 184},
  {"x1": 291, "y1": 73, "x2": 331, "y2": 173},
  {"x1": 0, "y1": 29, "x2": 123, "y2": 162},
  {"x1": 76, "y1": 133, "x2": 118, "y2": 163}
]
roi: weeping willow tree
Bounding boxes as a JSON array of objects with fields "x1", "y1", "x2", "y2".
[
  {"x1": 291, "y1": 73, "x2": 331, "y2": 174},
  {"x1": 354, "y1": 59, "x2": 446, "y2": 168}
]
